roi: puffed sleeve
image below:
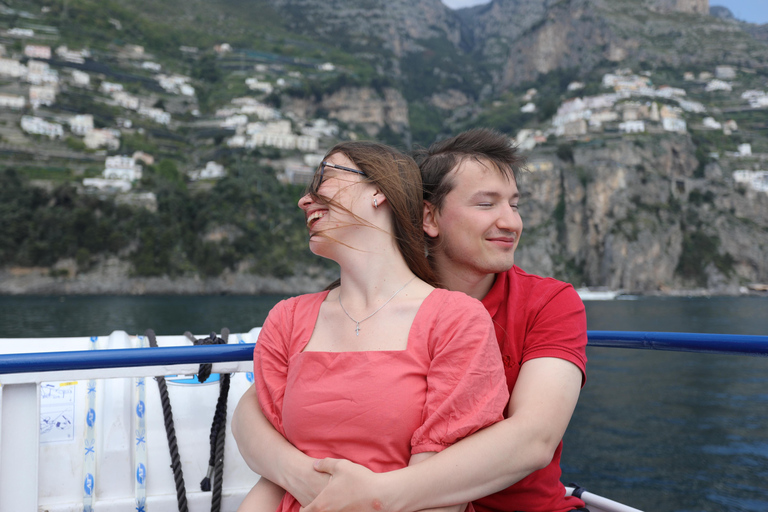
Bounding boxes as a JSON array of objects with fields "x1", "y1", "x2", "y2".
[
  {"x1": 411, "y1": 291, "x2": 510, "y2": 454},
  {"x1": 253, "y1": 297, "x2": 297, "y2": 437}
]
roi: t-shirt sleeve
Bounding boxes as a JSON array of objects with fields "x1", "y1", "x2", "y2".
[
  {"x1": 522, "y1": 283, "x2": 588, "y2": 384},
  {"x1": 253, "y1": 297, "x2": 296, "y2": 437},
  {"x1": 411, "y1": 293, "x2": 510, "y2": 455}
]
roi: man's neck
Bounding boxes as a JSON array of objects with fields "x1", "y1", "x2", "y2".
[{"x1": 439, "y1": 270, "x2": 497, "y2": 301}]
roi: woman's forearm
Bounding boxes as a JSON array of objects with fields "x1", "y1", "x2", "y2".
[
  {"x1": 237, "y1": 478, "x2": 286, "y2": 512},
  {"x1": 232, "y1": 385, "x2": 329, "y2": 506}
]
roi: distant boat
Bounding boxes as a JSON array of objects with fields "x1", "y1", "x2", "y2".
[{"x1": 576, "y1": 287, "x2": 621, "y2": 301}]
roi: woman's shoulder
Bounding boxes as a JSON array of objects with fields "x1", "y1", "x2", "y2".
[
  {"x1": 428, "y1": 288, "x2": 486, "y2": 309},
  {"x1": 421, "y1": 288, "x2": 490, "y2": 326},
  {"x1": 267, "y1": 290, "x2": 329, "y2": 323}
]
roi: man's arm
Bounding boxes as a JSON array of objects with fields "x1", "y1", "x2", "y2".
[
  {"x1": 232, "y1": 385, "x2": 330, "y2": 506},
  {"x1": 303, "y1": 357, "x2": 582, "y2": 512}
]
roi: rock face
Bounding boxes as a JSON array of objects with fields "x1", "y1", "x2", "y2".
[
  {"x1": 486, "y1": 0, "x2": 767, "y2": 88},
  {"x1": 515, "y1": 135, "x2": 768, "y2": 293},
  {"x1": 283, "y1": 87, "x2": 409, "y2": 137},
  {"x1": 648, "y1": 0, "x2": 709, "y2": 14},
  {"x1": 269, "y1": 0, "x2": 464, "y2": 57}
]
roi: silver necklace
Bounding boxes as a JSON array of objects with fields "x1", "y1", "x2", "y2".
[{"x1": 338, "y1": 276, "x2": 417, "y2": 336}]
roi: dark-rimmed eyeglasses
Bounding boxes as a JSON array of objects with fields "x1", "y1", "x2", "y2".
[{"x1": 310, "y1": 161, "x2": 367, "y2": 192}]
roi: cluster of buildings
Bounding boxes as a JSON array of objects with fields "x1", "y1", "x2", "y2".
[
  {"x1": 83, "y1": 155, "x2": 144, "y2": 192},
  {"x1": 545, "y1": 69, "x2": 710, "y2": 140},
  {"x1": 99, "y1": 81, "x2": 171, "y2": 125},
  {"x1": 518, "y1": 65, "x2": 763, "y2": 149},
  {"x1": 218, "y1": 97, "x2": 338, "y2": 154}
]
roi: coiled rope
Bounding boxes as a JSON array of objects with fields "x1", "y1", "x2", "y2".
[
  {"x1": 145, "y1": 329, "x2": 188, "y2": 512},
  {"x1": 184, "y1": 329, "x2": 232, "y2": 512},
  {"x1": 147, "y1": 328, "x2": 232, "y2": 512}
]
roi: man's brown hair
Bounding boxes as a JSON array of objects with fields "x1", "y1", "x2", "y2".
[{"x1": 414, "y1": 128, "x2": 525, "y2": 211}]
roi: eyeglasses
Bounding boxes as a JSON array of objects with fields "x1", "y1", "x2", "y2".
[{"x1": 310, "y1": 161, "x2": 367, "y2": 192}]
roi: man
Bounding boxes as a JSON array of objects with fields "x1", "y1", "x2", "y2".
[{"x1": 232, "y1": 128, "x2": 588, "y2": 512}]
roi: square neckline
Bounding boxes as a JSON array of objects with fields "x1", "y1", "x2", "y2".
[{"x1": 299, "y1": 288, "x2": 440, "y2": 354}]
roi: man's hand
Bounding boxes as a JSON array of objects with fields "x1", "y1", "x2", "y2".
[{"x1": 301, "y1": 459, "x2": 393, "y2": 512}]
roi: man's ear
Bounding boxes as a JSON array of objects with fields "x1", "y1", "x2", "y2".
[{"x1": 423, "y1": 200, "x2": 439, "y2": 238}]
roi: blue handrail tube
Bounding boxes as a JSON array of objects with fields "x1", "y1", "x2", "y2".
[
  {"x1": 1, "y1": 331, "x2": 767, "y2": 375},
  {"x1": 587, "y1": 330, "x2": 768, "y2": 356}
]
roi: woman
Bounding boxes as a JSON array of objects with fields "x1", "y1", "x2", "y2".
[{"x1": 237, "y1": 141, "x2": 509, "y2": 512}]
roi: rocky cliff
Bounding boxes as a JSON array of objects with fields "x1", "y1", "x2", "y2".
[
  {"x1": 515, "y1": 135, "x2": 768, "y2": 293},
  {"x1": 282, "y1": 87, "x2": 409, "y2": 137}
]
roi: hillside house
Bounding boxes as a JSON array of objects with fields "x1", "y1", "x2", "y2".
[
  {"x1": 55, "y1": 46, "x2": 88, "y2": 64},
  {"x1": 20, "y1": 115, "x2": 63, "y2": 138},
  {"x1": 156, "y1": 74, "x2": 193, "y2": 95},
  {"x1": 8, "y1": 28, "x2": 34, "y2": 38},
  {"x1": 84, "y1": 128, "x2": 120, "y2": 150},
  {"x1": 82, "y1": 177, "x2": 132, "y2": 193},
  {"x1": 301, "y1": 119, "x2": 338, "y2": 139},
  {"x1": 715, "y1": 66, "x2": 736, "y2": 80},
  {"x1": 26, "y1": 60, "x2": 58, "y2": 85},
  {"x1": 100, "y1": 82, "x2": 124, "y2": 94},
  {"x1": 723, "y1": 120, "x2": 738, "y2": 134},
  {"x1": 742, "y1": 90, "x2": 768, "y2": 109},
  {"x1": 567, "y1": 81, "x2": 585, "y2": 91},
  {"x1": 706, "y1": 79, "x2": 732, "y2": 92},
  {"x1": 69, "y1": 114, "x2": 94, "y2": 136},
  {"x1": 0, "y1": 93, "x2": 25, "y2": 109},
  {"x1": 245, "y1": 78, "x2": 274, "y2": 94},
  {"x1": 0, "y1": 58, "x2": 25, "y2": 78},
  {"x1": 112, "y1": 91, "x2": 139, "y2": 110},
  {"x1": 189, "y1": 161, "x2": 226, "y2": 181},
  {"x1": 619, "y1": 120, "x2": 646, "y2": 133},
  {"x1": 514, "y1": 129, "x2": 538, "y2": 151},
  {"x1": 71, "y1": 70, "x2": 90, "y2": 87},
  {"x1": 662, "y1": 117, "x2": 687, "y2": 133},
  {"x1": 24, "y1": 45, "x2": 51, "y2": 60},
  {"x1": 104, "y1": 156, "x2": 142, "y2": 181},
  {"x1": 222, "y1": 114, "x2": 248, "y2": 129},
  {"x1": 281, "y1": 165, "x2": 315, "y2": 186},
  {"x1": 29, "y1": 85, "x2": 57, "y2": 108},
  {"x1": 702, "y1": 117, "x2": 722, "y2": 130},
  {"x1": 138, "y1": 107, "x2": 170, "y2": 125},
  {"x1": 733, "y1": 170, "x2": 768, "y2": 193},
  {"x1": 738, "y1": 143, "x2": 752, "y2": 157}
]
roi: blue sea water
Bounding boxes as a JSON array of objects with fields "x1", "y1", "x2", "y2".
[{"x1": 1, "y1": 294, "x2": 767, "y2": 511}]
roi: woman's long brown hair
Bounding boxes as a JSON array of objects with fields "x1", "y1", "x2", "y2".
[{"x1": 309, "y1": 141, "x2": 438, "y2": 288}]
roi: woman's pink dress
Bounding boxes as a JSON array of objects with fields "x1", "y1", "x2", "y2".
[{"x1": 255, "y1": 288, "x2": 509, "y2": 512}]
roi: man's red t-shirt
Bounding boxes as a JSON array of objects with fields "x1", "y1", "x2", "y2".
[{"x1": 475, "y1": 266, "x2": 588, "y2": 512}]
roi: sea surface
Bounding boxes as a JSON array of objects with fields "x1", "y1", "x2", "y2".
[{"x1": 1, "y1": 294, "x2": 767, "y2": 512}]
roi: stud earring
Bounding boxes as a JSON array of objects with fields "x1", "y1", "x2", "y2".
[{"x1": 374, "y1": 198, "x2": 378, "y2": 209}]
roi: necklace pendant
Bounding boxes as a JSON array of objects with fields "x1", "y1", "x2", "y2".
[{"x1": 355, "y1": 323, "x2": 360, "y2": 336}]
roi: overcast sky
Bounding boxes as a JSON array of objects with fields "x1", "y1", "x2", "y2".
[{"x1": 440, "y1": 0, "x2": 768, "y2": 24}]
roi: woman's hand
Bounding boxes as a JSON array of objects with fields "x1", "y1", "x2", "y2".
[{"x1": 301, "y1": 458, "x2": 394, "y2": 512}]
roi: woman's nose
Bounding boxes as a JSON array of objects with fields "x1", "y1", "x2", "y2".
[{"x1": 298, "y1": 193, "x2": 312, "y2": 210}]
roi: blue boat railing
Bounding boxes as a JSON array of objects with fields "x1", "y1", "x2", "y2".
[{"x1": 1, "y1": 331, "x2": 767, "y2": 375}]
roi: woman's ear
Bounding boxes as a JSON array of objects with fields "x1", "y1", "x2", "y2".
[
  {"x1": 372, "y1": 190, "x2": 388, "y2": 209},
  {"x1": 423, "y1": 200, "x2": 439, "y2": 238}
]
